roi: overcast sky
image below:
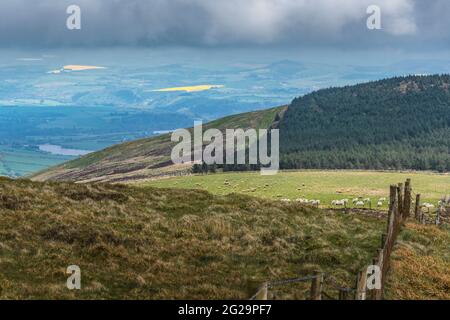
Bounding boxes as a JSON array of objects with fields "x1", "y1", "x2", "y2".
[{"x1": 0, "y1": 0, "x2": 449, "y2": 49}]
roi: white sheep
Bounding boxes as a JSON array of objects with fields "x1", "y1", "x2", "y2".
[
  {"x1": 332, "y1": 200, "x2": 346, "y2": 206},
  {"x1": 355, "y1": 201, "x2": 365, "y2": 207},
  {"x1": 280, "y1": 198, "x2": 291, "y2": 203},
  {"x1": 377, "y1": 201, "x2": 383, "y2": 207}
]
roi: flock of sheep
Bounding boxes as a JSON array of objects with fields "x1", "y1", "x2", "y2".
[
  {"x1": 222, "y1": 179, "x2": 448, "y2": 212},
  {"x1": 280, "y1": 196, "x2": 448, "y2": 211},
  {"x1": 281, "y1": 198, "x2": 321, "y2": 206},
  {"x1": 280, "y1": 197, "x2": 386, "y2": 208},
  {"x1": 331, "y1": 197, "x2": 386, "y2": 208}
]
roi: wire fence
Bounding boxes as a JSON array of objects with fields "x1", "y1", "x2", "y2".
[
  {"x1": 410, "y1": 189, "x2": 449, "y2": 226},
  {"x1": 249, "y1": 179, "x2": 448, "y2": 300}
]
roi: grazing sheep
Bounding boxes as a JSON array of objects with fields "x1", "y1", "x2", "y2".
[
  {"x1": 422, "y1": 203, "x2": 435, "y2": 209},
  {"x1": 332, "y1": 200, "x2": 346, "y2": 207},
  {"x1": 379, "y1": 197, "x2": 386, "y2": 202},
  {"x1": 280, "y1": 198, "x2": 291, "y2": 203},
  {"x1": 352, "y1": 198, "x2": 359, "y2": 204},
  {"x1": 355, "y1": 201, "x2": 365, "y2": 207},
  {"x1": 309, "y1": 200, "x2": 320, "y2": 207},
  {"x1": 295, "y1": 198, "x2": 309, "y2": 203},
  {"x1": 377, "y1": 201, "x2": 383, "y2": 207}
]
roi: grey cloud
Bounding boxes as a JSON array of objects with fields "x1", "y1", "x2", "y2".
[{"x1": 0, "y1": 0, "x2": 448, "y2": 48}]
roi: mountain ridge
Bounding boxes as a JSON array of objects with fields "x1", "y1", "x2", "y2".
[{"x1": 31, "y1": 106, "x2": 285, "y2": 183}]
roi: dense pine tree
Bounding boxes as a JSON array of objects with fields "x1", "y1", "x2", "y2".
[{"x1": 279, "y1": 75, "x2": 450, "y2": 172}]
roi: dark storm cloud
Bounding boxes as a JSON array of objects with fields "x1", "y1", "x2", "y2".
[{"x1": 0, "y1": 0, "x2": 448, "y2": 48}]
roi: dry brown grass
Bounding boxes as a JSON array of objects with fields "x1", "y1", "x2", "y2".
[
  {"x1": 0, "y1": 177, "x2": 387, "y2": 300},
  {"x1": 385, "y1": 222, "x2": 450, "y2": 300}
]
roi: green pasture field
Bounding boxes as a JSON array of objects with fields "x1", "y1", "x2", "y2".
[{"x1": 142, "y1": 170, "x2": 449, "y2": 209}]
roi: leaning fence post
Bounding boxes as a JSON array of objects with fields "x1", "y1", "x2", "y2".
[
  {"x1": 310, "y1": 272, "x2": 323, "y2": 300},
  {"x1": 415, "y1": 194, "x2": 421, "y2": 220}
]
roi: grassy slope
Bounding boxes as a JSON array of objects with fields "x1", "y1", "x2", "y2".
[
  {"x1": 142, "y1": 171, "x2": 450, "y2": 209},
  {"x1": 0, "y1": 177, "x2": 385, "y2": 299},
  {"x1": 31, "y1": 106, "x2": 285, "y2": 184},
  {"x1": 386, "y1": 222, "x2": 450, "y2": 300}
]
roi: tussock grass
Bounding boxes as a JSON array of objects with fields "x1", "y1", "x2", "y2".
[
  {"x1": 385, "y1": 222, "x2": 450, "y2": 300},
  {"x1": 0, "y1": 177, "x2": 386, "y2": 299}
]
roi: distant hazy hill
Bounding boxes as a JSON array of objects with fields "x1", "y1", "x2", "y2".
[
  {"x1": 32, "y1": 75, "x2": 450, "y2": 183},
  {"x1": 280, "y1": 75, "x2": 450, "y2": 172}
]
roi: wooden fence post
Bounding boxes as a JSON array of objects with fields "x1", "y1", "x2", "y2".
[
  {"x1": 310, "y1": 272, "x2": 323, "y2": 300},
  {"x1": 387, "y1": 185, "x2": 397, "y2": 236},
  {"x1": 368, "y1": 257, "x2": 379, "y2": 300},
  {"x1": 375, "y1": 249, "x2": 385, "y2": 300},
  {"x1": 397, "y1": 183, "x2": 404, "y2": 220},
  {"x1": 388, "y1": 185, "x2": 397, "y2": 213},
  {"x1": 355, "y1": 269, "x2": 367, "y2": 300},
  {"x1": 415, "y1": 194, "x2": 421, "y2": 220},
  {"x1": 403, "y1": 179, "x2": 411, "y2": 219}
]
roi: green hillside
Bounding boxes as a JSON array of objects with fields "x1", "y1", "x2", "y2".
[
  {"x1": 31, "y1": 106, "x2": 285, "y2": 183},
  {"x1": 280, "y1": 75, "x2": 450, "y2": 171}
]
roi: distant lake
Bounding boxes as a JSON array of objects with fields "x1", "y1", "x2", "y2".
[{"x1": 38, "y1": 144, "x2": 92, "y2": 156}]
